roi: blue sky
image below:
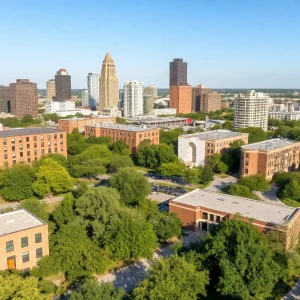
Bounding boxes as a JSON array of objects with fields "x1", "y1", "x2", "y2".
[{"x1": 0, "y1": 0, "x2": 299, "y2": 89}]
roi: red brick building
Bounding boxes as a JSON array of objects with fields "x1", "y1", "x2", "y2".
[
  {"x1": 170, "y1": 85, "x2": 192, "y2": 114},
  {"x1": 192, "y1": 84, "x2": 221, "y2": 112},
  {"x1": 170, "y1": 188, "x2": 300, "y2": 250},
  {"x1": 58, "y1": 116, "x2": 116, "y2": 133},
  {"x1": 9, "y1": 79, "x2": 38, "y2": 118},
  {"x1": 85, "y1": 123, "x2": 160, "y2": 151},
  {"x1": 0, "y1": 128, "x2": 67, "y2": 167}
]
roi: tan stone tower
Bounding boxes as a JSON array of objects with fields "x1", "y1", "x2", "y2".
[{"x1": 99, "y1": 53, "x2": 119, "y2": 110}]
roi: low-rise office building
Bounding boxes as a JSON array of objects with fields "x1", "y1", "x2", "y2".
[
  {"x1": 0, "y1": 128, "x2": 67, "y2": 167},
  {"x1": 84, "y1": 123, "x2": 160, "y2": 151},
  {"x1": 268, "y1": 111, "x2": 300, "y2": 121},
  {"x1": 169, "y1": 189, "x2": 300, "y2": 250},
  {"x1": 132, "y1": 116, "x2": 191, "y2": 128},
  {"x1": 0, "y1": 209, "x2": 49, "y2": 271},
  {"x1": 178, "y1": 130, "x2": 248, "y2": 166},
  {"x1": 240, "y1": 138, "x2": 300, "y2": 180},
  {"x1": 58, "y1": 116, "x2": 116, "y2": 133}
]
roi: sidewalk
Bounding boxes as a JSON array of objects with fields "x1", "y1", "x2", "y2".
[{"x1": 283, "y1": 279, "x2": 300, "y2": 300}]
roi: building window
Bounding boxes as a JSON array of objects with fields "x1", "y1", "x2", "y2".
[
  {"x1": 47, "y1": 134, "x2": 51, "y2": 140},
  {"x1": 41, "y1": 149, "x2": 44, "y2": 154},
  {"x1": 48, "y1": 148, "x2": 51, "y2": 153},
  {"x1": 210, "y1": 214, "x2": 214, "y2": 222},
  {"x1": 245, "y1": 161, "x2": 249, "y2": 166},
  {"x1": 216, "y1": 216, "x2": 221, "y2": 223},
  {"x1": 41, "y1": 135, "x2": 44, "y2": 140},
  {"x1": 22, "y1": 252, "x2": 29, "y2": 263},
  {"x1": 3, "y1": 139, "x2": 7, "y2": 145},
  {"x1": 12, "y1": 146, "x2": 15, "y2": 151},
  {"x1": 48, "y1": 142, "x2": 51, "y2": 146},
  {"x1": 55, "y1": 148, "x2": 57, "y2": 152},
  {"x1": 54, "y1": 134, "x2": 57, "y2": 139},
  {"x1": 4, "y1": 154, "x2": 8, "y2": 159},
  {"x1": 41, "y1": 142, "x2": 44, "y2": 147},
  {"x1": 3, "y1": 147, "x2": 7, "y2": 152},
  {"x1": 12, "y1": 160, "x2": 16, "y2": 165},
  {"x1": 202, "y1": 212, "x2": 208, "y2": 219},
  {"x1": 26, "y1": 137, "x2": 29, "y2": 142},
  {"x1": 245, "y1": 168, "x2": 248, "y2": 174},
  {"x1": 6, "y1": 241, "x2": 14, "y2": 252},
  {"x1": 27, "y1": 151, "x2": 30, "y2": 156},
  {"x1": 36, "y1": 248, "x2": 43, "y2": 259},
  {"x1": 60, "y1": 140, "x2": 63, "y2": 145},
  {"x1": 35, "y1": 233, "x2": 42, "y2": 243},
  {"x1": 19, "y1": 138, "x2": 22, "y2": 143},
  {"x1": 21, "y1": 237, "x2": 28, "y2": 248},
  {"x1": 20, "y1": 152, "x2": 23, "y2": 157},
  {"x1": 34, "y1": 150, "x2": 37, "y2": 155},
  {"x1": 246, "y1": 153, "x2": 249, "y2": 158},
  {"x1": 27, "y1": 144, "x2": 30, "y2": 149},
  {"x1": 27, "y1": 158, "x2": 31, "y2": 163},
  {"x1": 33, "y1": 136, "x2": 37, "y2": 141},
  {"x1": 11, "y1": 138, "x2": 15, "y2": 144},
  {"x1": 19, "y1": 145, "x2": 23, "y2": 150},
  {"x1": 60, "y1": 134, "x2": 63, "y2": 138},
  {"x1": 34, "y1": 143, "x2": 37, "y2": 148}
]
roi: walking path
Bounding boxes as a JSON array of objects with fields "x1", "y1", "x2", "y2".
[
  {"x1": 283, "y1": 279, "x2": 300, "y2": 300},
  {"x1": 98, "y1": 232, "x2": 203, "y2": 292}
]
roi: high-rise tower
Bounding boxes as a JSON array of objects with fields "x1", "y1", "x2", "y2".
[
  {"x1": 46, "y1": 79, "x2": 56, "y2": 101},
  {"x1": 170, "y1": 58, "x2": 187, "y2": 86},
  {"x1": 87, "y1": 73, "x2": 100, "y2": 109},
  {"x1": 55, "y1": 69, "x2": 71, "y2": 102},
  {"x1": 99, "y1": 53, "x2": 118, "y2": 110}
]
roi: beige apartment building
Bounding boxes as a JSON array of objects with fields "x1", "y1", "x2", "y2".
[
  {"x1": 240, "y1": 138, "x2": 300, "y2": 180},
  {"x1": 178, "y1": 130, "x2": 249, "y2": 166},
  {"x1": 85, "y1": 123, "x2": 160, "y2": 151},
  {"x1": 0, "y1": 210, "x2": 49, "y2": 271},
  {"x1": 0, "y1": 128, "x2": 67, "y2": 167},
  {"x1": 58, "y1": 116, "x2": 116, "y2": 133}
]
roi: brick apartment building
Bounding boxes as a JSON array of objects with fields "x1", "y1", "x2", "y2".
[
  {"x1": 0, "y1": 85, "x2": 9, "y2": 113},
  {"x1": 84, "y1": 123, "x2": 160, "y2": 151},
  {"x1": 170, "y1": 85, "x2": 192, "y2": 114},
  {"x1": 170, "y1": 189, "x2": 300, "y2": 250},
  {"x1": 0, "y1": 209, "x2": 49, "y2": 271},
  {"x1": 55, "y1": 69, "x2": 71, "y2": 102},
  {"x1": 240, "y1": 138, "x2": 300, "y2": 180},
  {"x1": 58, "y1": 116, "x2": 116, "y2": 133},
  {"x1": 192, "y1": 84, "x2": 221, "y2": 112},
  {"x1": 178, "y1": 130, "x2": 249, "y2": 166},
  {"x1": 0, "y1": 128, "x2": 67, "y2": 167},
  {"x1": 9, "y1": 79, "x2": 38, "y2": 118}
]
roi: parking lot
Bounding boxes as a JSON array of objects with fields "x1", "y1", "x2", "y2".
[{"x1": 151, "y1": 183, "x2": 186, "y2": 197}]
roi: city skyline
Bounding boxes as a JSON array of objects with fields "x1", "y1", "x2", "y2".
[{"x1": 0, "y1": 1, "x2": 300, "y2": 89}]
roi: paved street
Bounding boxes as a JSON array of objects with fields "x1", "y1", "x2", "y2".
[
  {"x1": 98, "y1": 231, "x2": 203, "y2": 292},
  {"x1": 283, "y1": 279, "x2": 300, "y2": 300},
  {"x1": 204, "y1": 174, "x2": 237, "y2": 192}
]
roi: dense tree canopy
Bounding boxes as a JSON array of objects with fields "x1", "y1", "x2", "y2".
[
  {"x1": 108, "y1": 155, "x2": 134, "y2": 173},
  {"x1": 133, "y1": 256, "x2": 209, "y2": 300},
  {"x1": 0, "y1": 273, "x2": 51, "y2": 300},
  {"x1": 0, "y1": 164, "x2": 36, "y2": 201},
  {"x1": 70, "y1": 280, "x2": 124, "y2": 300},
  {"x1": 33, "y1": 153, "x2": 68, "y2": 169},
  {"x1": 110, "y1": 139, "x2": 130, "y2": 155},
  {"x1": 198, "y1": 166, "x2": 214, "y2": 184},
  {"x1": 237, "y1": 127, "x2": 268, "y2": 143},
  {"x1": 208, "y1": 153, "x2": 228, "y2": 174},
  {"x1": 237, "y1": 175, "x2": 270, "y2": 193},
  {"x1": 158, "y1": 161, "x2": 185, "y2": 177},
  {"x1": 32, "y1": 159, "x2": 74, "y2": 197},
  {"x1": 202, "y1": 219, "x2": 281, "y2": 299},
  {"x1": 225, "y1": 184, "x2": 257, "y2": 200},
  {"x1": 109, "y1": 167, "x2": 151, "y2": 206}
]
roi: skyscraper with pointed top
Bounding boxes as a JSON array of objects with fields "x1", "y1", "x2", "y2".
[{"x1": 99, "y1": 53, "x2": 119, "y2": 110}]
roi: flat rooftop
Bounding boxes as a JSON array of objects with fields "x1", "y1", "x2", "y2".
[
  {"x1": 87, "y1": 123, "x2": 157, "y2": 132},
  {"x1": 179, "y1": 130, "x2": 248, "y2": 140},
  {"x1": 0, "y1": 209, "x2": 45, "y2": 236},
  {"x1": 59, "y1": 116, "x2": 114, "y2": 121},
  {"x1": 171, "y1": 189, "x2": 298, "y2": 226},
  {"x1": 242, "y1": 138, "x2": 299, "y2": 151},
  {"x1": 0, "y1": 127, "x2": 64, "y2": 138}
]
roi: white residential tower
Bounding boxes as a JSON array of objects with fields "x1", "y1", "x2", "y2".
[
  {"x1": 124, "y1": 80, "x2": 144, "y2": 118},
  {"x1": 87, "y1": 73, "x2": 100, "y2": 109}
]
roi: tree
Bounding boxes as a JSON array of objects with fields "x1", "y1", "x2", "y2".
[
  {"x1": 116, "y1": 117, "x2": 127, "y2": 124},
  {"x1": 0, "y1": 273, "x2": 52, "y2": 300},
  {"x1": 21, "y1": 114, "x2": 34, "y2": 123},
  {"x1": 198, "y1": 166, "x2": 214, "y2": 184},
  {"x1": 226, "y1": 184, "x2": 254, "y2": 199},
  {"x1": 158, "y1": 162, "x2": 185, "y2": 177},
  {"x1": 102, "y1": 211, "x2": 157, "y2": 261},
  {"x1": 282, "y1": 180, "x2": 300, "y2": 204},
  {"x1": 86, "y1": 136, "x2": 112, "y2": 145},
  {"x1": 52, "y1": 193, "x2": 76, "y2": 228},
  {"x1": 70, "y1": 279, "x2": 124, "y2": 300},
  {"x1": 0, "y1": 164, "x2": 36, "y2": 201},
  {"x1": 132, "y1": 256, "x2": 209, "y2": 300},
  {"x1": 67, "y1": 131, "x2": 89, "y2": 155},
  {"x1": 49, "y1": 224, "x2": 111, "y2": 283},
  {"x1": 208, "y1": 154, "x2": 228, "y2": 174},
  {"x1": 160, "y1": 128, "x2": 184, "y2": 145},
  {"x1": 222, "y1": 139, "x2": 245, "y2": 171},
  {"x1": 149, "y1": 212, "x2": 182, "y2": 242},
  {"x1": 238, "y1": 174, "x2": 270, "y2": 194},
  {"x1": 110, "y1": 139, "x2": 130, "y2": 155},
  {"x1": 108, "y1": 156, "x2": 134, "y2": 173},
  {"x1": 33, "y1": 153, "x2": 68, "y2": 169},
  {"x1": 109, "y1": 167, "x2": 151, "y2": 206},
  {"x1": 237, "y1": 127, "x2": 268, "y2": 143},
  {"x1": 20, "y1": 199, "x2": 49, "y2": 222},
  {"x1": 73, "y1": 180, "x2": 89, "y2": 198},
  {"x1": 32, "y1": 159, "x2": 74, "y2": 197},
  {"x1": 201, "y1": 218, "x2": 281, "y2": 299},
  {"x1": 183, "y1": 168, "x2": 199, "y2": 184}
]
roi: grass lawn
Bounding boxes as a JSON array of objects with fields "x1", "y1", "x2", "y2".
[
  {"x1": 134, "y1": 166, "x2": 156, "y2": 173},
  {"x1": 280, "y1": 198, "x2": 300, "y2": 207}
]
